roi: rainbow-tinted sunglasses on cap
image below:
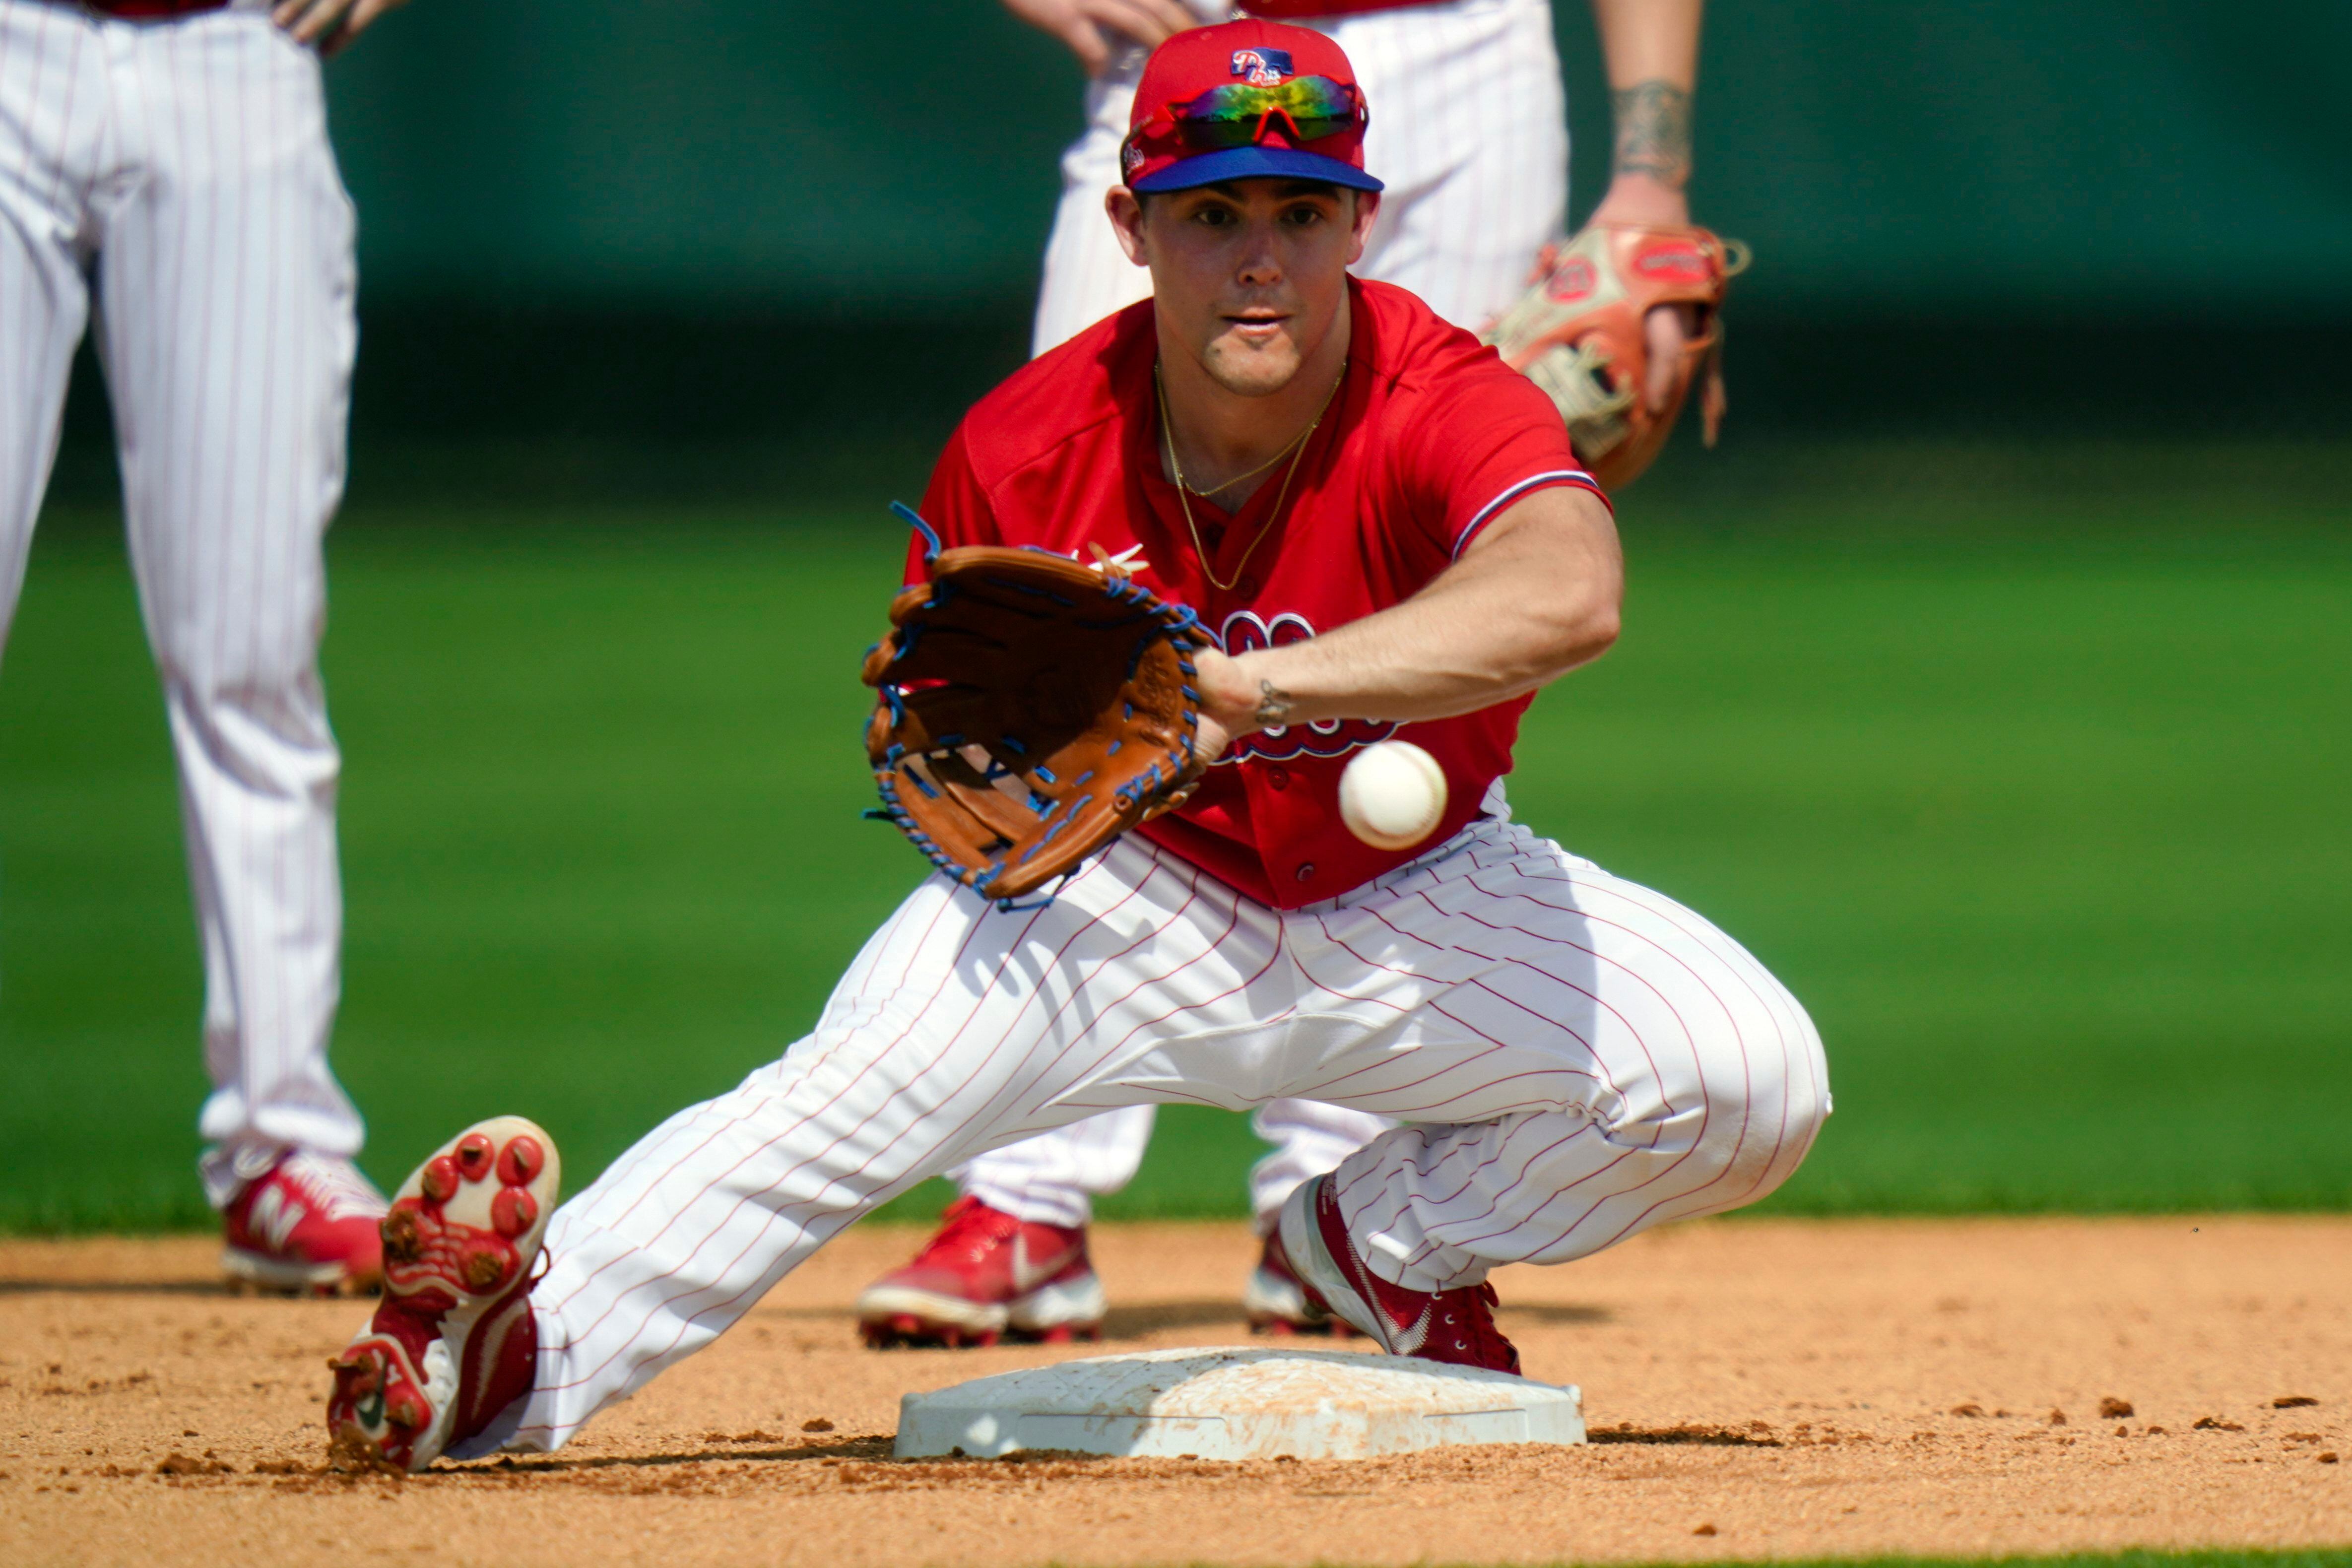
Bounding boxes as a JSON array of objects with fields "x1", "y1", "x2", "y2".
[
  {"x1": 1165, "y1": 74, "x2": 1366, "y2": 150},
  {"x1": 1120, "y1": 22, "x2": 1383, "y2": 196}
]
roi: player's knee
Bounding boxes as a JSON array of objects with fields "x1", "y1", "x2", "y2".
[
  {"x1": 160, "y1": 660, "x2": 335, "y2": 762},
  {"x1": 1685, "y1": 1043, "x2": 1830, "y2": 1207}
]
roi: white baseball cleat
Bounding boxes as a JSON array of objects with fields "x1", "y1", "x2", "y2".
[{"x1": 324, "y1": 1116, "x2": 560, "y2": 1471}]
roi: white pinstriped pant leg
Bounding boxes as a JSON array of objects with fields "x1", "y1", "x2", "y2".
[
  {"x1": 482, "y1": 825, "x2": 1825, "y2": 1453},
  {"x1": 1322, "y1": 0, "x2": 1568, "y2": 330},
  {"x1": 486, "y1": 841, "x2": 1284, "y2": 1455},
  {"x1": 950, "y1": 1102, "x2": 1155, "y2": 1230},
  {"x1": 1246, "y1": 1097, "x2": 1393, "y2": 1232},
  {"x1": 958, "y1": 1087, "x2": 1390, "y2": 1232},
  {"x1": 1297, "y1": 824, "x2": 1830, "y2": 1293},
  {"x1": 1027, "y1": 59, "x2": 1153, "y2": 359},
  {"x1": 87, "y1": 10, "x2": 362, "y2": 1201},
  {"x1": 0, "y1": 0, "x2": 102, "y2": 670}
]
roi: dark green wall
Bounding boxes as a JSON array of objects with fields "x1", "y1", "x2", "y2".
[
  {"x1": 44, "y1": 0, "x2": 2352, "y2": 491},
  {"x1": 327, "y1": 0, "x2": 2352, "y2": 318}
]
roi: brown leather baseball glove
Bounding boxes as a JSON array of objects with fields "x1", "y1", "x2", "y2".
[
  {"x1": 1482, "y1": 223, "x2": 1750, "y2": 491},
  {"x1": 861, "y1": 532, "x2": 1211, "y2": 905}
]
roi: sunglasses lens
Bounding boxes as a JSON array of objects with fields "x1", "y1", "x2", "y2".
[
  {"x1": 1177, "y1": 116, "x2": 1262, "y2": 149},
  {"x1": 1174, "y1": 76, "x2": 1358, "y2": 147}
]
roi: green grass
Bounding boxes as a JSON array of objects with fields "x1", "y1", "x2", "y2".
[{"x1": 1, "y1": 448, "x2": 2347, "y2": 1230}]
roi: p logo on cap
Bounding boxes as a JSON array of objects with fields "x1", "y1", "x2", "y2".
[{"x1": 1231, "y1": 47, "x2": 1293, "y2": 86}]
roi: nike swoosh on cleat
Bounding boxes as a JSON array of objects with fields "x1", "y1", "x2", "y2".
[{"x1": 1009, "y1": 1234, "x2": 1075, "y2": 1293}]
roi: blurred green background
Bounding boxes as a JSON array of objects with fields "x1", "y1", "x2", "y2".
[
  {"x1": 5, "y1": 450, "x2": 2348, "y2": 1231},
  {"x1": 6, "y1": 1, "x2": 2351, "y2": 1231},
  {"x1": 38, "y1": 0, "x2": 2352, "y2": 507}
]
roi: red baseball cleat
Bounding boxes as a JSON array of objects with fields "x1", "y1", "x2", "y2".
[
  {"x1": 222, "y1": 1151, "x2": 388, "y2": 1296},
  {"x1": 325, "y1": 1116, "x2": 560, "y2": 1472},
  {"x1": 856, "y1": 1195, "x2": 1105, "y2": 1348},
  {"x1": 1277, "y1": 1173, "x2": 1520, "y2": 1374},
  {"x1": 1243, "y1": 1227, "x2": 1358, "y2": 1337}
]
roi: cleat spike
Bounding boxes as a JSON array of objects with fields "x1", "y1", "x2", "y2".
[
  {"x1": 490, "y1": 1186, "x2": 538, "y2": 1239},
  {"x1": 497, "y1": 1136, "x2": 546, "y2": 1187},
  {"x1": 454, "y1": 1132, "x2": 495, "y2": 1178},
  {"x1": 419, "y1": 1156, "x2": 460, "y2": 1203},
  {"x1": 461, "y1": 1244, "x2": 512, "y2": 1292}
]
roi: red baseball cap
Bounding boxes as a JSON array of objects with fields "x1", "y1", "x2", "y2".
[{"x1": 1120, "y1": 19, "x2": 1382, "y2": 196}]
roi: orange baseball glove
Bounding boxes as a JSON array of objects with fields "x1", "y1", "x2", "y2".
[
  {"x1": 861, "y1": 527, "x2": 1210, "y2": 907},
  {"x1": 1483, "y1": 223, "x2": 1750, "y2": 491}
]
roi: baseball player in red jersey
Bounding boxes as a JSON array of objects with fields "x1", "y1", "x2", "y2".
[
  {"x1": 867, "y1": 0, "x2": 1722, "y2": 1345},
  {"x1": 1, "y1": 0, "x2": 413, "y2": 1291},
  {"x1": 324, "y1": 20, "x2": 1828, "y2": 1471}
]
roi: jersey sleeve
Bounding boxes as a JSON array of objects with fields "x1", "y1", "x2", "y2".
[
  {"x1": 1397, "y1": 351, "x2": 1610, "y2": 562},
  {"x1": 902, "y1": 421, "x2": 1003, "y2": 584}
]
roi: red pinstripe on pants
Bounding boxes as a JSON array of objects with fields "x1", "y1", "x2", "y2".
[{"x1": 454, "y1": 819, "x2": 1826, "y2": 1458}]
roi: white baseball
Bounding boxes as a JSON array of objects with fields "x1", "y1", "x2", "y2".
[{"x1": 1338, "y1": 740, "x2": 1449, "y2": 851}]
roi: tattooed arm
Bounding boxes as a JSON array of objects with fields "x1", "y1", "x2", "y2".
[{"x1": 1585, "y1": 0, "x2": 1705, "y2": 411}]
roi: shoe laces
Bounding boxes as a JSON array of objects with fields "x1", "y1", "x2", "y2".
[
  {"x1": 278, "y1": 1153, "x2": 390, "y2": 1222},
  {"x1": 1430, "y1": 1281, "x2": 1519, "y2": 1372},
  {"x1": 914, "y1": 1195, "x2": 1021, "y2": 1266}
]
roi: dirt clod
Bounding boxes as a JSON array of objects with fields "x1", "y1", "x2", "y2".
[
  {"x1": 1949, "y1": 1403, "x2": 1984, "y2": 1417},
  {"x1": 2275, "y1": 1395, "x2": 2321, "y2": 1409},
  {"x1": 1693, "y1": 1523, "x2": 1717, "y2": 1537},
  {"x1": 2099, "y1": 1397, "x2": 2134, "y2": 1418},
  {"x1": 802, "y1": 1418, "x2": 836, "y2": 1433},
  {"x1": 2048, "y1": 1408, "x2": 2068, "y2": 1425},
  {"x1": 2194, "y1": 1417, "x2": 2247, "y2": 1432}
]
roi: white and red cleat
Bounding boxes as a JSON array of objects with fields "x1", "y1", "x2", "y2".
[
  {"x1": 1277, "y1": 1173, "x2": 1521, "y2": 1374},
  {"x1": 325, "y1": 1116, "x2": 560, "y2": 1472},
  {"x1": 222, "y1": 1151, "x2": 388, "y2": 1296},
  {"x1": 1243, "y1": 1227, "x2": 1359, "y2": 1337},
  {"x1": 856, "y1": 1195, "x2": 1105, "y2": 1348}
]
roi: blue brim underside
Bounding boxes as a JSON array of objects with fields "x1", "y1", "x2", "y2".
[{"x1": 1131, "y1": 145, "x2": 1385, "y2": 195}]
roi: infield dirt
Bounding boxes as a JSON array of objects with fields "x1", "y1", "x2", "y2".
[{"x1": 2, "y1": 1217, "x2": 2347, "y2": 1566}]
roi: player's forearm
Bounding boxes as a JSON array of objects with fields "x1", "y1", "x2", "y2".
[
  {"x1": 1588, "y1": 0, "x2": 1701, "y2": 200},
  {"x1": 1200, "y1": 489, "x2": 1622, "y2": 735}
]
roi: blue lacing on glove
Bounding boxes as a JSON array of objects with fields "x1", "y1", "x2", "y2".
[{"x1": 891, "y1": 501, "x2": 943, "y2": 564}]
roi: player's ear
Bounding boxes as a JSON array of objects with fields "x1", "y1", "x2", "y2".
[
  {"x1": 1107, "y1": 187, "x2": 1151, "y2": 268},
  {"x1": 1345, "y1": 191, "x2": 1380, "y2": 266}
]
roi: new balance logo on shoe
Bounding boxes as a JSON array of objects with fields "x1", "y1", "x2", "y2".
[{"x1": 247, "y1": 1185, "x2": 308, "y2": 1254}]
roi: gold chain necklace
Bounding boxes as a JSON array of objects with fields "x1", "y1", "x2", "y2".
[{"x1": 1155, "y1": 360, "x2": 1344, "y2": 594}]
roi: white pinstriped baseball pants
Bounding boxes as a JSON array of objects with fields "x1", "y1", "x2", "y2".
[
  {"x1": 982, "y1": 0, "x2": 1573, "y2": 1225},
  {"x1": 473, "y1": 820, "x2": 1828, "y2": 1455},
  {"x1": 0, "y1": 0, "x2": 362, "y2": 1203}
]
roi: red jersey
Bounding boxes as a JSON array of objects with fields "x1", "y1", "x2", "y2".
[{"x1": 912, "y1": 277, "x2": 1606, "y2": 909}]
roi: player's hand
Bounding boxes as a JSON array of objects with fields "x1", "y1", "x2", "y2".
[
  {"x1": 273, "y1": 0, "x2": 409, "y2": 58},
  {"x1": 1583, "y1": 176, "x2": 1702, "y2": 416},
  {"x1": 1188, "y1": 644, "x2": 1260, "y2": 767},
  {"x1": 1000, "y1": 0, "x2": 1201, "y2": 76}
]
